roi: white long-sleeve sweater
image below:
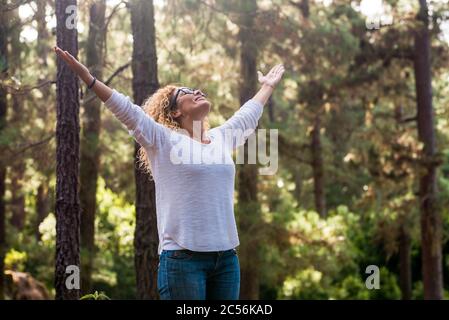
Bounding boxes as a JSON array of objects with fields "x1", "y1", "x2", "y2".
[{"x1": 104, "y1": 89, "x2": 264, "y2": 254}]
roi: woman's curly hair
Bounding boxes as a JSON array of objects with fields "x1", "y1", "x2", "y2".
[{"x1": 136, "y1": 84, "x2": 209, "y2": 175}]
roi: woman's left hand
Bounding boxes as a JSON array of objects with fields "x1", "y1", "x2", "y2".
[{"x1": 257, "y1": 64, "x2": 285, "y2": 88}]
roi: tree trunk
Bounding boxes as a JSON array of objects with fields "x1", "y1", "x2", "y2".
[
  {"x1": 413, "y1": 0, "x2": 443, "y2": 300},
  {"x1": 79, "y1": 0, "x2": 106, "y2": 295},
  {"x1": 0, "y1": 2, "x2": 8, "y2": 300},
  {"x1": 311, "y1": 115, "x2": 326, "y2": 217},
  {"x1": 292, "y1": 168, "x2": 302, "y2": 207},
  {"x1": 9, "y1": 159, "x2": 25, "y2": 230},
  {"x1": 399, "y1": 226, "x2": 412, "y2": 300},
  {"x1": 55, "y1": 0, "x2": 81, "y2": 300},
  {"x1": 298, "y1": 0, "x2": 310, "y2": 18},
  {"x1": 395, "y1": 105, "x2": 412, "y2": 301},
  {"x1": 236, "y1": 0, "x2": 261, "y2": 300},
  {"x1": 36, "y1": 0, "x2": 51, "y2": 100},
  {"x1": 130, "y1": 0, "x2": 160, "y2": 300}
]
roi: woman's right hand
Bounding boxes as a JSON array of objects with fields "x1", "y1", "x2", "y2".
[
  {"x1": 53, "y1": 45, "x2": 112, "y2": 102},
  {"x1": 54, "y1": 46, "x2": 90, "y2": 80}
]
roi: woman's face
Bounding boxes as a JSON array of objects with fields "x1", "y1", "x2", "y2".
[{"x1": 171, "y1": 87, "x2": 211, "y2": 120}]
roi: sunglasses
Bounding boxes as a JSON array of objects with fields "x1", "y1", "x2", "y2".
[{"x1": 168, "y1": 87, "x2": 207, "y2": 110}]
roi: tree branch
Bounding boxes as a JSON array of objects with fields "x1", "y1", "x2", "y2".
[
  {"x1": 400, "y1": 115, "x2": 418, "y2": 123},
  {"x1": 104, "y1": 0, "x2": 127, "y2": 32},
  {"x1": 7, "y1": 134, "x2": 55, "y2": 159},
  {"x1": 278, "y1": 134, "x2": 310, "y2": 164},
  {"x1": 1, "y1": 0, "x2": 34, "y2": 12}
]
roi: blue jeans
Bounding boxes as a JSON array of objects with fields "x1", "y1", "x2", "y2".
[{"x1": 157, "y1": 248, "x2": 240, "y2": 300}]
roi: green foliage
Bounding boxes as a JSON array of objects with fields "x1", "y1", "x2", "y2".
[
  {"x1": 3, "y1": 0, "x2": 449, "y2": 300},
  {"x1": 80, "y1": 291, "x2": 111, "y2": 300},
  {"x1": 272, "y1": 206, "x2": 362, "y2": 300},
  {"x1": 368, "y1": 267, "x2": 401, "y2": 300}
]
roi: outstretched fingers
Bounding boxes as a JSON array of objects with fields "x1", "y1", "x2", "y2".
[
  {"x1": 269, "y1": 64, "x2": 284, "y2": 78},
  {"x1": 54, "y1": 47, "x2": 68, "y2": 63},
  {"x1": 271, "y1": 64, "x2": 284, "y2": 81}
]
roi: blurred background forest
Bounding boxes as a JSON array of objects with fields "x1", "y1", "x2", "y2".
[{"x1": 1, "y1": 0, "x2": 449, "y2": 300}]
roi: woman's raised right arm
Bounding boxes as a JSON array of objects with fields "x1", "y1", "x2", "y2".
[{"x1": 53, "y1": 46, "x2": 168, "y2": 149}]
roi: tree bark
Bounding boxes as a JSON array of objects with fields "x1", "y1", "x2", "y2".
[
  {"x1": 79, "y1": 0, "x2": 106, "y2": 295},
  {"x1": 236, "y1": 0, "x2": 261, "y2": 300},
  {"x1": 130, "y1": 0, "x2": 160, "y2": 300},
  {"x1": 35, "y1": 181, "x2": 50, "y2": 241},
  {"x1": 0, "y1": 164, "x2": 4, "y2": 300},
  {"x1": 413, "y1": 0, "x2": 443, "y2": 300},
  {"x1": 292, "y1": 169, "x2": 302, "y2": 206},
  {"x1": 267, "y1": 96, "x2": 275, "y2": 123},
  {"x1": 55, "y1": 0, "x2": 81, "y2": 300},
  {"x1": 0, "y1": 2, "x2": 8, "y2": 300},
  {"x1": 9, "y1": 159, "x2": 25, "y2": 230},
  {"x1": 311, "y1": 115, "x2": 326, "y2": 217},
  {"x1": 36, "y1": 0, "x2": 51, "y2": 100}
]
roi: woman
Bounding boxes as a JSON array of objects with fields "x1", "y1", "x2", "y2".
[{"x1": 54, "y1": 46, "x2": 285, "y2": 300}]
